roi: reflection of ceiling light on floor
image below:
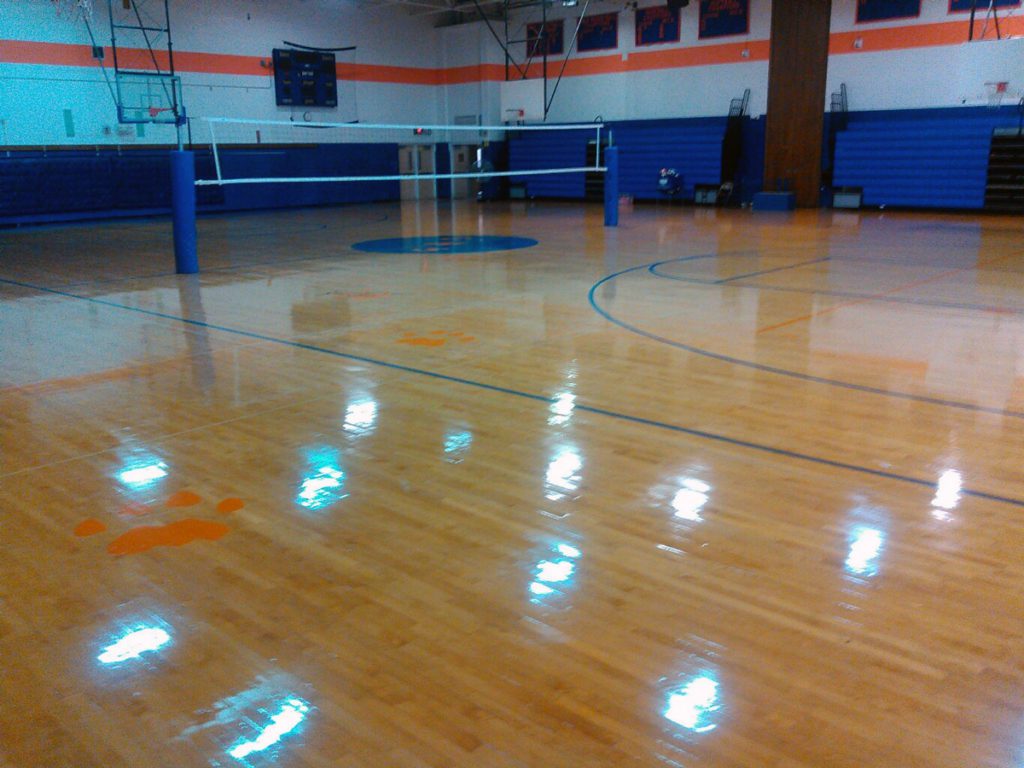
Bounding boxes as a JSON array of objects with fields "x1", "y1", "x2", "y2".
[
  {"x1": 297, "y1": 466, "x2": 347, "y2": 510},
  {"x1": 536, "y1": 559, "x2": 574, "y2": 583},
  {"x1": 344, "y1": 399, "x2": 377, "y2": 435},
  {"x1": 672, "y1": 478, "x2": 711, "y2": 521},
  {"x1": 118, "y1": 461, "x2": 168, "y2": 488},
  {"x1": 229, "y1": 699, "x2": 310, "y2": 761},
  {"x1": 545, "y1": 448, "x2": 582, "y2": 500},
  {"x1": 556, "y1": 543, "x2": 581, "y2": 558},
  {"x1": 845, "y1": 526, "x2": 884, "y2": 577},
  {"x1": 98, "y1": 627, "x2": 171, "y2": 665},
  {"x1": 562, "y1": 0, "x2": 578, "y2": 6},
  {"x1": 444, "y1": 430, "x2": 472, "y2": 462},
  {"x1": 664, "y1": 675, "x2": 720, "y2": 732},
  {"x1": 548, "y1": 392, "x2": 576, "y2": 426},
  {"x1": 931, "y1": 469, "x2": 962, "y2": 511},
  {"x1": 528, "y1": 542, "x2": 582, "y2": 600}
]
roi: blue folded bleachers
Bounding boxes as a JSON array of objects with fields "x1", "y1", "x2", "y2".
[
  {"x1": 833, "y1": 108, "x2": 1020, "y2": 209},
  {"x1": 507, "y1": 128, "x2": 592, "y2": 198},
  {"x1": 614, "y1": 118, "x2": 727, "y2": 200},
  {"x1": 507, "y1": 117, "x2": 728, "y2": 200}
]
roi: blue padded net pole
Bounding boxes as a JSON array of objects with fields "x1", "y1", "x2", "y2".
[
  {"x1": 170, "y1": 150, "x2": 198, "y2": 274},
  {"x1": 603, "y1": 146, "x2": 619, "y2": 227}
]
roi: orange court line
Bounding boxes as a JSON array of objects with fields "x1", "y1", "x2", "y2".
[
  {"x1": 756, "y1": 253, "x2": 1022, "y2": 335},
  {"x1": 812, "y1": 349, "x2": 929, "y2": 377},
  {"x1": 1, "y1": 353, "x2": 209, "y2": 395},
  {"x1": 4, "y1": 17, "x2": 1019, "y2": 85}
]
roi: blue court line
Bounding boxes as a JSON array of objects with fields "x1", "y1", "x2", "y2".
[
  {"x1": 2, "y1": 274, "x2": 1023, "y2": 509},
  {"x1": 591, "y1": 261, "x2": 1024, "y2": 420},
  {"x1": 715, "y1": 256, "x2": 832, "y2": 284},
  {"x1": 650, "y1": 257, "x2": 1024, "y2": 316}
]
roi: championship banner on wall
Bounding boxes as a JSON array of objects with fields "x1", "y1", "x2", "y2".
[
  {"x1": 636, "y1": 6, "x2": 681, "y2": 46},
  {"x1": 699, "y1": 0, "x2": 750, "y2": 39},
  {"x1": 578, "y1": 12, "x2": 619, "y2": 52},
  {"x1": 949, "y1": 0, "x2": 1019, "y2": 11},
  {"x1": 856, "y1": 0, "x2": 921, "y2": 22},
  {"x1": 526, "y1": 20, "x2": 564, "y2": 56}
]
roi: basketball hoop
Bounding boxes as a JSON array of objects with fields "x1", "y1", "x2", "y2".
[
  {"x1": 986, "y1": 81, "x2": 1009, "y2": 108},
  {"x1": 504, "y1": 108, "x2": 526, "y2": 126}
]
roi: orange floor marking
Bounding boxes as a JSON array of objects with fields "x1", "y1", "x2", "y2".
[
  {"x1": 216, "y1": 498, "x2": 245, "y2": 514},
  {"x1": 398, "y1": 337, "x2": 446, "y2": 347},
  {"x1": 106, "y1": 519, "x2": 230, "y2": 556},
  {"x1": 166, "y1": 490, "x2": 202, "y2": 507},
  {"x1": 74, "y1": 518, "x2": 106, "y2": 537},
  {"x1": 757, "y1": 252, "x2": 1021, "y2": 334},
  {"x1": 397, "y1": 331, "x2": 476, "y2": 347},
  {"x1": 1, "y1": 354, "x2": 207, "y2": 395}
]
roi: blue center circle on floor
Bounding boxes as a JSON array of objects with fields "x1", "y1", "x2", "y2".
[{"x1": 352, "y1": 235, "x2": 537, "y2": 254}]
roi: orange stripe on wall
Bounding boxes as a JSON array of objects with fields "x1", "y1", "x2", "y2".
[
  {"x1": 830, "y1": 16, "x2": 1024, "y2": 54},
  {"x1": 2, "y1": 39, "x2": 98, "y2": 67},
  {"x1": 3, "y1": 18, "x2": 1021, "y2": 84}
]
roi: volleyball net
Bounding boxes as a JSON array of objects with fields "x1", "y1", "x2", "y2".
[
  {"x1": 191, "y1": 117, "x2": 608, "y2": 187},
  {"x1": 170, "y1": 116, "x2": 620, "y2": 273}
]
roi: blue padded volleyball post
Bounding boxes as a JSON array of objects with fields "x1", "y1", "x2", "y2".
[
  {"x1": 603, "y1": 146, "x2": 619, "y2": 227},
  {"x1": 170, "y1": 150, "x2": 198, "y2": 274}
]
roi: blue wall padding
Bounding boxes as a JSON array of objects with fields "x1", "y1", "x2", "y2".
[
  {"x1": 435, "y1": 143, "x2": 452, "y2": 200},
  {"x1": 5, "y1": 107, "x2": 1023, "y2": 224},
  {"x1": 739, "y1": 116, "x2": 766, "y2": 204},
  {"x1": 0, "y1": 143, "x2": 400, "y2": 225},
  {"x1": 833, "y1": 106, "x2": 1021, "y2": 209}
]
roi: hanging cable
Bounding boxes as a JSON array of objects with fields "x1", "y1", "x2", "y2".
[{"x1": 81, "y1": 12, "x2": 119, "y2": 111}]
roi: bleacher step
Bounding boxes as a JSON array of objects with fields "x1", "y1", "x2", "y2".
[{"x1": 985, "y1": 133, "x2": 1024, "y2": 213}]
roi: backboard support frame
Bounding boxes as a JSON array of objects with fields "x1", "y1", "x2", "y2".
[{"x1": 107, "y1": 0, "x2": 186, "y2": 144}]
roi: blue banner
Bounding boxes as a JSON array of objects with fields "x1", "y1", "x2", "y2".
[
  {"x1": 699, "y1": 0, "x2": 749, "y2": 39},
  {"x1": 578, "y1": 12, "x2": 618, "y2": 52},
  {"x1": 526, "y1": 21, "x2": 564, "y2": 56},
  {"x1": 950, "y1": 0, "x2": 1019, "y2": 10},
  {"x1": 856, "y1": 0, "x2": 921, "y2": 22},
  {"x1": 636, "y1": 6, "x2": 680, "y2": 46}
]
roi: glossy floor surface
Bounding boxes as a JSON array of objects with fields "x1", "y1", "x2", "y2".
[{"x1": 2, "y1": 201, "x2": 1023, "y2": 767}]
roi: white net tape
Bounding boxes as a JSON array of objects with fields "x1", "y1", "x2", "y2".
[{"x1": 192, "y1": 117, "x2": 606, "y2": 187}]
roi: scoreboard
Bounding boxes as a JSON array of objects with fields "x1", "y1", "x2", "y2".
[{"x1": 273, "y1": 48, "x2": 337, "y2": 108}]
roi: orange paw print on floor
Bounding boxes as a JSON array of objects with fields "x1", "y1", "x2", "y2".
[
  {"x1": 74, "y1": 492, "x2": 245, "y2": 556},
  {"x1": 397, "y1": 330, "x2": 476, "y2": 347}
]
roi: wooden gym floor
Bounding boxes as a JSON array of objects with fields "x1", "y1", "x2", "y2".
[{"x1": 1, "y1": 200, "x2": 1023, "y2": 767}]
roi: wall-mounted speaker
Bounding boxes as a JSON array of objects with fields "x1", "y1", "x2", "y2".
[{"x1": 667, "y1": 0, "x2": 689, "y2": 9}]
